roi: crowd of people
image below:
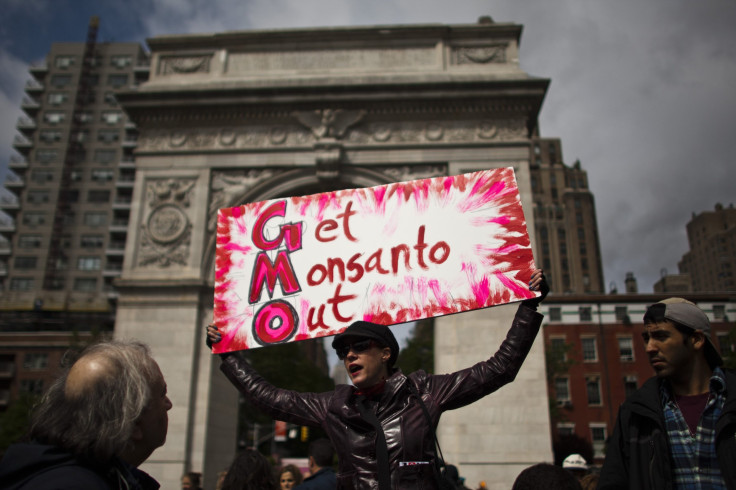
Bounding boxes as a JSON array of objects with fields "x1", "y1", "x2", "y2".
[{"x1": 0, "y1": 265, "x2": 734, "y2": 488}]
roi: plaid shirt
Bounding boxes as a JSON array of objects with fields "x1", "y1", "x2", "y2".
[{"x1": 661, "y1": 367, "x2": 727, "y2": 489}]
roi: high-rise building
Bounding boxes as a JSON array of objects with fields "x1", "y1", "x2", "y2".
[
  {"x1": 678, "y1": 203, "x2": 736, "y2": 292},
  {"x1": 529, "y1": 138, "x2": 604, "y2": 294},
  {"x1": 0, "y1": 19, "x2": 149, "y2": 413},
  {"x1": 0, "y1": 19, "x2": 149, "y2": 322}
]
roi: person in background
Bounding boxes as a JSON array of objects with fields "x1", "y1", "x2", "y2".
[
  {"x1": 599, "y1": 298, "x2": 736, "y2": 489},
  {"x1": 512, "y1": 463, "x2": 582, "y2": 490},
  {"x1": 221, "y1": 448, "x2": 276, "y2": 490},
  {"x1": 208, "y1": 269, "x2": 548, "y2": 490},
  {"x1": 0, "y1": 339, "x2": 171, "y2": 490},
  {"x1": 578, "y1": 473, "x2": 599, "y2": 490},
  {"x1": 279, "y1": 464, "x2": 304, "y2": 490},
  {"x1": 181, "y1": 471, "x2": 202, "y2": 490},
  {"x1": 561, "y1": 454, "x2": 588, "y2": 482},
  {"x1": 294, "y1": 439, "x2": 336, "y2": 490}
]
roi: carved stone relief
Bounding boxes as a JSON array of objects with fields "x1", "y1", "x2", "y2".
[
  {"x1": 451, "y1": 44, "x2": 507, "y2": 65},
  {"x1": 293, "y1": 109, "x2": 366, "y2": 140},
  {"x1": 138, "y1": 178, "x2": 196, "y2": 268},
  {"x1": 137, "y1": 127, "x2": 313, "y2": 152},
  {"x1": 159, "y1": 54, "x2": 212, "y2": 75},
  {"x1": 348, "y1": 119, "x2": 527, "y2": 144},
  {"x1": 379, "y1": 165, "x2": 447, "y2": 183},
  {"x1": 208, "y1": 170, "x2": 280, "y2": 231}
]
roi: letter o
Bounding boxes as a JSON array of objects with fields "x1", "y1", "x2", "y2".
[
  {"x1": 307, "y1": 264, "x2": 327, "y2": 286},
  {"x1": 429, "y1": 241, "x2": 450, "y2": 264},
  {"x1": 252, "y1": 300, "x2": 299, "y2": 345}
]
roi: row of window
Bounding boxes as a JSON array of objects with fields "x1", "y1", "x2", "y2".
[
  {"x1": 26, "y1": 189, "x2": 112, "y2": 205},
  {"x1": 10, "y1": 276, "x2": 102, "y2": 292},
  {"x1": 38, "y1": 129, "x2": 127, "y2": 144},
  {"x1": 22, "y1": 211, "x2": 108, "y2": 227},
  {"x1": 16, "y1": 234, "x2": 115, "y2": 249},
  {"x1": 54, "y1": 54, "x2": 136, "y2": 69},
  {"x1": 41, "y1": 110, "x2": 124, "y2": 125},
  {"x1": 557, "y1": 423, "x2": 607, "y2": 458},
  {"x1": 35, "y1": 149, "x2": 126, "y2": 164},
  {"x1": 554, "y1": 374, "x2": 639, "y2": 406},
  {"x1": 49, "y1": 73, "x2": 131, "y2": 89},
  {"x1": 548, "y1": 304, "x2": 728, "y2": 322},
  {"x1": 14, "y1": 256, "x2": 104, "y2": 271},
  {"x1": 47, "y1": 90, "x2": 118, "y2": 106},
  {"x1": 550, "y1": 336, "x2": 634, "y2": 364},
  {"x1": 29, "y1": 168, "x2": 119, "y2": 184}
]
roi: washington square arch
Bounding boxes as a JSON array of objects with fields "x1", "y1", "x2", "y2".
[{"x1": 115, "y1": 19, "x2": 553, "y2": 489}]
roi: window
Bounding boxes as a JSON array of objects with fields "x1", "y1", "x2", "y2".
[
  {"x1": 581, "y1": 337, "x2": 598, "y2": 362},
  {"x1": 76, "y1": 112, "x2": 94, "y2": 123},
  {"x1": 618, "y1": 337, "x2": 634, "y2": 362},
  {"x1": 91, "y1": 169, "x2": 114, "y2": 182},
  {"x1": 26, "y1": 190, "x2": 50, "y2": 204},
  {"x1": 624, "y1": 375, "x2": 638, "y2": 398},
  {"x1": 74, "y1": 277, "x2": 98, "y2": 292},
  {"x1": 73, "y1": 130, "x2": 89, "y2": 143},
  {"x1": 55, "y1": 55, "x2": 76, "y2": 68},
  {"x1": 31, "y1": 170, "x2": 54, "y2": 183},
  {"x1": 14, "y1": 256, "x2": 37, "y2": 269},
  {"x1": 50, "y1": 74, "x2": 72, "y2": 87},
  {"x1": 615, "y1": 306, "x2": 629, "y2": 322},
  {"x1": 97, "y1": 130, "x2": 119, "y2": 143},
  {"x1": 579, "y1": 306, "x2": 592, "y2": 322},
  {"x1": 9, "y1": 277, "x2": 35, "y2": 291},
  {"x1": 84, "y1": 212, "x2": 107, "y2": 226},
  {"x1": 36, "y1": 149, "x2": 58, "y2": 163},
  {"x1": 19, "y1": 379, "x2": 44, "y2": 395},
  {"x1": 40, "y1": 130, "x2": 63, "y2": 143},
  {"x1": 94, "y1": 149, "x2": 117, "y2": 164},
  {"x1": 107, "y1": 74, "x2": 129, "y2": 87},
  {"x1": 77, "y1": 256, "x2": 101, "y2": 271},
  {"x1": 101, "y1": 111, "x2": 123, "y2": 124},
  {"x1": 87, "y1": 190, "x2": 110, "y2": 203},
  {"x1": 713, "y1": 304, "x2": 726, "y2": 320},
  {"x1": 586, "y1": 376, "x2": 602, "y2": 405},
  {"x1": 47, "y1": 92, "x2": 69, "y2": 105},
  {"x1": 43, "y1": 111, "x2": 66, "y2": 124},
  {"x1": 18, "y1": 235, "x2": 42, "y2": 248},
  {"x1": 554, "y1": 376, "x2": 570, "y2": 403},
  {"x1": 557, "y1": 423, "x2": 575, "y2": 436},
  {"x1": 103, "y1": 92, "x2": 118, "y2": 105},
  {"x1": 81, "y1": 235, "x2": 104, "y2": 248},
  {"x1": 22, "y1": 212, "x2": 46, "y2": 226},
  {"x1": 549, "y1": 307, "x2": 562, "y2": 322},
  {"x1": 111, "y1": 55, "x2": 132, "y2": 68},
  {"x1": 70, "y1": 170, "x2": 84, "y2": 182},
  {"x1": 23, "y1": 353, "x2": 48, "y2": 370},
  {"x1": 590, "y1": 424, "x2": 607, "y2": 458}
]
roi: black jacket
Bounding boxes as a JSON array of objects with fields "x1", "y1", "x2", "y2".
[
  {"x1": 598, "y1": 370, "x2": 736, "y2": 490},
  {"x1": 295, "y1": 467, "x2": 337, "y2": 490},
  {"x1": 0, "y1": 443, "x2": 160, "y2": 490},
  {"x1": 220, "y1": 304, "x2": 542, "y2": 490}
]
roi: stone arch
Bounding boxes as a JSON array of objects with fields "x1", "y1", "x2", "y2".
[{"x1": 202, "y1": 165, "x2": 397, "y2": 283}]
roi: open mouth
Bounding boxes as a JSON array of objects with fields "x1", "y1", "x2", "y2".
[{"x1": 349, "y1": 364, "x2": 363, "y2": 375}]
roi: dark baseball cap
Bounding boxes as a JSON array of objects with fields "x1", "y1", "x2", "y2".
[{"x1": 332, "y1": 321, "x2": 400, "y2": 367}]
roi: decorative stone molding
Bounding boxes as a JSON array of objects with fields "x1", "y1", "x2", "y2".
[
  {"x1": 348, "y1": 119, "x2": 527, "y2": 144},
  {"x1": 158, "y1": 54, "x2": 212, "y2": 75},
  {"x1": 208, "y1": 170, "x2": 279, "y2": 231},
  {"x1": 138, "y1": 178, "x2": 196, "y2": 268},
  {"x1": 379, "y1": 165, "x2": 447, "y2": 183},
  {"x1": 451, "y1": 44, "x2": 507, "y2": 65},
  {"x1": 293, "y1": 109, "x2": 366, "y2": 140},
  {"x1": 138, "y1": 127, "x2": 312, "y2": 152},
  {"x1": 314, "y1": 141, "x2": 344, "y2": 182}
]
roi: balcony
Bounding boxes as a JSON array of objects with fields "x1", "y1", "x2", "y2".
[
  {"x1": 103, "y1": 262, "x2": 123, "y2": 277},
  {"x1": 29, "y1": 62, "x2": 48, "y2": 78},
  {"x1": 0, "y1": 361, "x2": 15, "y2": 379},
  {"x1": 0, "y1": 194, "x2": 20, "y2": 214},
  {"x1": 109, "y1": 218, "x2": 129, "y2": 232},
  {"x1": 106, "y1": 241, "x2": 126, "y2": 256},
  {"x1": 16, "y1": 116, "x2": 37, "y2": 133},
  {"x1": 118, "y1": 157, "x2": 136, "y2": 169},
  {"x1": 12, "y1": 135, "x2": 33, "y2": 152},
  {"x1": 0, "y1": 260, "x2": 8, "y2": 276},
  {"x1": 8, "y1": 155, "x2": 28, "y2": 170},
  {"x1": 25, "y1": 79, "x2": 44, "y2": 94},
  {"x1": 0, "y1": 239, "x2": 10, "y2": 256},
  {"x1": 116, "y1": 174, "x2": 135, "y2": 188},
  {"x1": 112, "y1": 196, "x2": 132, "y2": 210},
  {"x1": 0, "y1": 218, "x2": 15, "y2": 234},
  {"x1": 121, "y1": 137, "x2": 138, "y2": 148},
  {"x1": 4, "y1": 173, "x2": 25, "y2": 189},
  {"x1": 21, "y1": 96, "x2": 40, "y2": 112}
]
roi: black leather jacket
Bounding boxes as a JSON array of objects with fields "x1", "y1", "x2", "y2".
[{"x1": 220, "y1": 305, "x2": 542, "y2": 490}]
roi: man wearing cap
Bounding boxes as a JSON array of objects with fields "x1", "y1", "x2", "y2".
[
  {"x1": 561, "y1": 453, "x2": 588, "y2": 482},
  {"x1": 208, "y1": 269, "x2": 548, "y2": 490},
  {"x1": 599, "y1": 298, "x2": 736, "y2": 489}
]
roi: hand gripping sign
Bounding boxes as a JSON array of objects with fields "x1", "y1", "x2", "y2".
[{"x1": 213, "y1": 167, "x2": 538, "y2": 353}]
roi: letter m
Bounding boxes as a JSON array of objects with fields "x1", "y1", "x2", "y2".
[{"x1": 249, "y1": 251, "x2": 301, "y2": 304}]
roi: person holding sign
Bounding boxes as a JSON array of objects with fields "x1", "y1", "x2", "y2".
[{"x1": 208, "y1": 269, "x2": 548, "y2": 490}]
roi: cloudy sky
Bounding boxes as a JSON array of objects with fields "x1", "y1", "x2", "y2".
[{"x1": 1, "y1": 0, "x2": 734, "y2": 293}]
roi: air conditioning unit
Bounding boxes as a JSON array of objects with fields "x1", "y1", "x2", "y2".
[{"x1": 556, "y1": 400, "x2": 572, "y2": 408}]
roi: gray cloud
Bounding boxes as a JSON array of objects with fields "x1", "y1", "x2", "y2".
[{"x1": 1, "y1": 0, "x2": 734, "y2": 292}]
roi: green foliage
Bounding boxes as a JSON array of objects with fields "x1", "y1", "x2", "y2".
[
  {"x1": 0, "y1": 393, "x2": 38, "y2": 459},
  {"x1": 396, "y1": 319, "x2": 434, "y2": 374},
  {"x1": 545, "y1": 340, "x2": 577, "y2": 422}
]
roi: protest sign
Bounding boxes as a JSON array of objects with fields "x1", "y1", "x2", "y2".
[{"x1": 213, "y1": 167, "x2": 537, "y2": 353}]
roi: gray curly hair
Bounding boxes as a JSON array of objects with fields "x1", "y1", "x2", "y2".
[{"x1": 30, "y1": 339, "x2": 160, "y2": 462}]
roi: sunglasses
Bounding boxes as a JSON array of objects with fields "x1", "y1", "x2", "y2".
[{"x1": 336, "y1": 339, "x2": 377, "y2": 360}]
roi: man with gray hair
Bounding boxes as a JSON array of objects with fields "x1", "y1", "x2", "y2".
[
  {"x1": 0, "y1": 339, "x2": 172, "y2": 489},
  {"x1": 599, "y1": 298, "x2": 736, "y2": 489}
]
